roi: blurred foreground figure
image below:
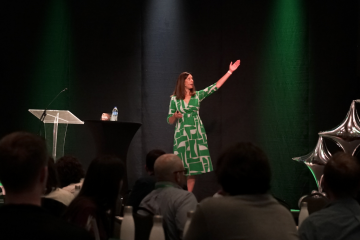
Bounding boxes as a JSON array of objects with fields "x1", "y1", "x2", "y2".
[
  {"x1": 184, "y1": 142, "x2": 298, "y2": 240},
  {"x1": 0, "y1": 132, "x2": 92, "y2": 240}
]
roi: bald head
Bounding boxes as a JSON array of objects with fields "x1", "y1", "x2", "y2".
[{"x1": 154, "y1": 154, "x2": 184, "y2": 182}]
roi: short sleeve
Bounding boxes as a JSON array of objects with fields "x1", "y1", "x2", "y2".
[
  {"x1": 167, "y1": 96, "x2": 177, "y2": 124},
  {"x1": 197, "y1": 83, "x2": 218, "y2": 102},
  {"x1": 175, "y1": 193, "x2": 198, "y2": 238}
]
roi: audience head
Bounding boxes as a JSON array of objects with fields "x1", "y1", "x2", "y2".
[
  {"x1": 45, "y1": 157, "x2": 60, "y2": 195},
  {"x1": 0, "y1": 132, "x2": 48, "y2": 195},
  {"x1": 146, "y1": 149, "x2": 166, "y2": 174},
  {"x1": 154, "y1": 154, "x2": 187, "y2": 188},
  {"x1": 55, "y1": 155, "x2": 85, "y2": 188},
  {"x1": 76, "y1": 155, "x2": 125, "y2": 211},
  {"x1": 323, "y1": 152, "x2": 360, "y2": 199},
  {"x1": 216, "y1": 142, "x2": 271, "y2": 196}
]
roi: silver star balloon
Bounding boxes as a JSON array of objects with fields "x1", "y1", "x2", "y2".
[
  {"x1": 319, "y1": 100, "x2": 360, "y2": 155},
  {"x1": 293, "y1": 136, "x2": 332, "y2": 190}
]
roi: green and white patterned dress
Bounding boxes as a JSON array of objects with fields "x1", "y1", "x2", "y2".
[{"x1": 167, "y1": 83, "x2": 218, "y2": 176}]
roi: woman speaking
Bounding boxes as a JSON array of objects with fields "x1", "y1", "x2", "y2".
[{"x1": 167, "y1": 60, "x2": 241, "y2": 192}]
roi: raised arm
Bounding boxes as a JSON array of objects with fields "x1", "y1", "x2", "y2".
[{"x1": 216, "y1": 60, "x2": 241, "y2": 89}]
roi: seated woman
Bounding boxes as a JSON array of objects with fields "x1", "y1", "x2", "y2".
[
  {"x1": 63, "y1": 156, "x2": 125, "y2": 240},
  {"x1": 55, "y1": 156, "x2": 85, "y2": 196}
]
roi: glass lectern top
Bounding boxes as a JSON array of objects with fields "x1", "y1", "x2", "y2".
[{"x1": 29, "y1": 109, "x2": 84, "y2": 124}]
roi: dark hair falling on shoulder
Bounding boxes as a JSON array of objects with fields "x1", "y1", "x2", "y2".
[
  {"x1": 216, "y1": 142, "x2": 271, "y2": 196},
  {"x1": 173, "y1": 72, "x2": 196, "y2": 99},
  {"x1": 74, "y1": 155, "x2": 124, "y2": 210}
]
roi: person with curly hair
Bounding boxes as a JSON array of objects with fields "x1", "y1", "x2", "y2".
[{"x1": 55, "y1": 156, "x2": 85, "y2": 195}]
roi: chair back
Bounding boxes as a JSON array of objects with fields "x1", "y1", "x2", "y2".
[
  {"x1": 0, "y1": 195, "x2": 4, "y2": 208},
  {"x1": 41, "y1": 197, "x2": 67, "y2": 217},
  {"x1": 273, "y1": 196, "x2": 291, "y2": 210},
  {"x1": 134, "y1": 207, "x2": 154, "y2": 240}
]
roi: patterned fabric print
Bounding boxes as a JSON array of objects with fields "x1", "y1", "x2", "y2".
[{"x1": 167, "y1": 83, "x2": 218, "y2": 176}]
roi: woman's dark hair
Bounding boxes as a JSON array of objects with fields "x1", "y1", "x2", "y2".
[
  {"x1": 173, "y1": 72, "x2": 196, "y2": 99},
  {"x1": 68, "y1": 155, "x2": 124, "y2": 211},
  {"x1": 64, "y1": 156, "x2": 125, "y2": 237},
  {"x1": 55, "y1": 155, "x2": 85, "y2": 188},
  {"x1": 146, "y1": 149, "x2": 166, "y2": 172},
  {"x1": 45, "y1": 157, "x2": 60, "y2": 195},
  {"x1": 216, "y1": 142, "x2": 271, "y2": 195}
]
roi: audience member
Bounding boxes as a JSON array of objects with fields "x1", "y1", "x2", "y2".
[
  {"x1": 138, "y1": 154, "x2": 197, "y2": 240},
  {"x1": 55, "y1": 155, "x2": 85, "y2": 195},
  {"x1": 0, "y1": 132, "x2": 92, "y2": 240},
  {"x1": 298, "y1": 152, "x2": 360, "y2": 240},
  {"x1": 128, "y1": 149, "x2": 166, "y2": 211},
  {"x1": 184, "y1": 142, "x2": 298, "y2": 240},
  {"x1": 43, "y1": 157, "x2": 74, "y2": 206},
  {"x1": 64, "y1": 155, "x2": 125, "y2": 240}
]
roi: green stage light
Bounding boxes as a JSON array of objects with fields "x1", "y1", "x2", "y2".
[
  {"x1": 257, "y1": 0, "x2": 311, "y2": 208},
  {"x1": 29, "y1": 0, "x2": 70, "y2": 111}
]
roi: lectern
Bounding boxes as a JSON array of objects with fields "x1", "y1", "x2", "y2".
[{"x1": 29, "y1": 110, "x2": 84, "y2": 160}]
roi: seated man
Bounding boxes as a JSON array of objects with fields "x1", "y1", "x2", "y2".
[
  {"x1": 184, "y1": 142, "x2": 298, "y2": 240},
  {"x1": 138, "y1": 154, "x2": 197, "y2": 240},
  {"x1": 299, "y1": 152, "x2": 360, "y2": 240},
  {"x1": 0, "y1": 132, "x2": 92, "y2": 240},
  {"x1": 128, "y1": 149, "x2": 166, "y2": 212}
]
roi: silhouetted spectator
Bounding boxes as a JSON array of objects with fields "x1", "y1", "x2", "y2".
[
  {"x1": 55, "y1": 155, "x2": 85, "y2": 195},
  {"x1": 138, "y1": 154, "x2": 197, "y2": 240},
  {"x1": 128, "y1": 149, "x2": 166, "y2": 211},
  {"x1": 64, "y1": 155, "x2": 125, "y2": 240},
  {"x1": 184, "y1": 142, "x2": 298, "y2": 240},
  {"x1": 0, "y1": 132, "x2": 92, "y2": 240},
  {"x1": 299, "y1": 152, "x2": 360, "y2": 240},
  {"x1": 43, "y1": 157, "x2": 74, "y2": 206}
]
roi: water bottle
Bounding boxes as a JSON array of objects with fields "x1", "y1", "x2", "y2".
[
  {"x1": 120, "y1": 206, "x2": 135, "y2": 240},
  {"x1": 149, "y1": 215, "x2": 165, "y2": 240},
  {"x1": 183, "y1": 210, "x2": 194, "y2": 238},
  {"x1": 110, "y1": 107, "x2": 118, "y2": 121},
  {"x1": 298, "y1": 201, "x2": 309, "y2": 227}
]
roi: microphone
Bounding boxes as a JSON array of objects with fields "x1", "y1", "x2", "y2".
[
  {"x1": 45, "y1": 88, "x2": 68, "y2": 111},
  {"x1": 38, "y1": 88, "x2": 68, "y2": 135}
]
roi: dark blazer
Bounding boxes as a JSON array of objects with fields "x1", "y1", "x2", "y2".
[
  {"x1": 0, "y1": 204, "x2": 92, "y2": 240},
  {"x1": 128, "y1": 175, "x2": 156, "y2": 212}
]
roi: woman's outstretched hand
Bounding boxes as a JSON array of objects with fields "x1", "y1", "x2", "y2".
[{"x1": 229, "y1": 60, "x2": 241, "y2": 73}]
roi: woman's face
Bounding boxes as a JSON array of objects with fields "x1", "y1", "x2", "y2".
[{"x1": 184, "y1": 74, "x2": 194, "y2": 90}]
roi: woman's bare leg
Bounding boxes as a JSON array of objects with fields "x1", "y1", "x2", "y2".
[{"x1": 187, "y1": 175, "x2": 196, "y2": 192}]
